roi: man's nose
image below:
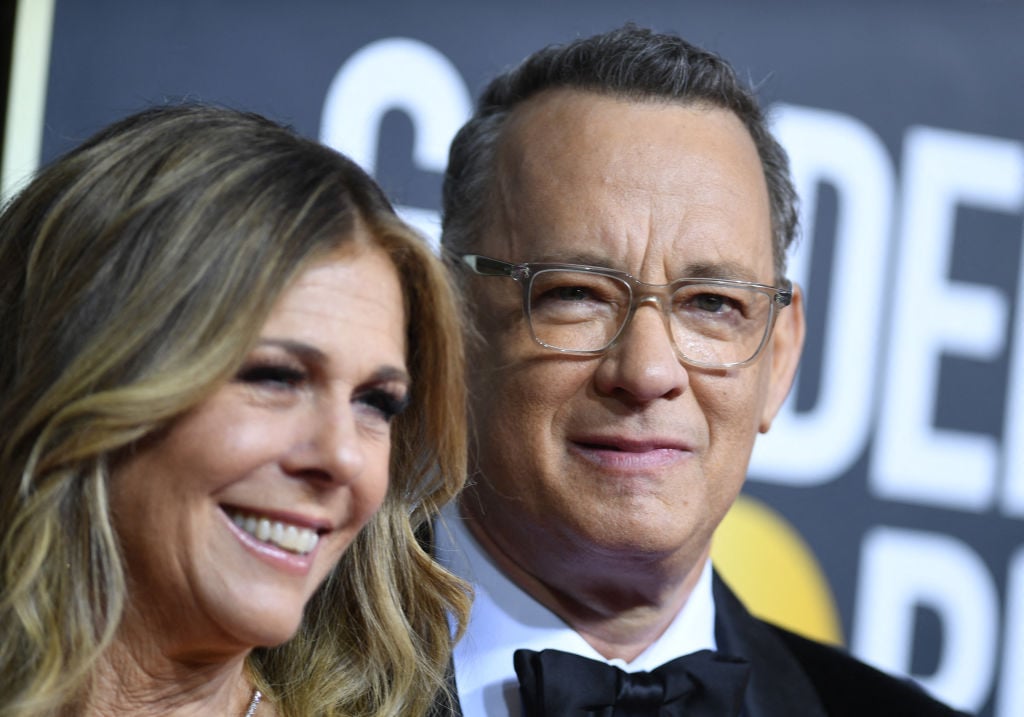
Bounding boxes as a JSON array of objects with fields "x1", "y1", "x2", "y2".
[{"x1": 592, "y1": 299, "x2": 690, "y2": 403}]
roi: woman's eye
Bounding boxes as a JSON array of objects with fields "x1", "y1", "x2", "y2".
[
  {"x1": 357, "y1": 389, "x2": 410, "y2": 423},
  {"x1": 235, "y1": 363, "x2": 307, "y2": 390}
]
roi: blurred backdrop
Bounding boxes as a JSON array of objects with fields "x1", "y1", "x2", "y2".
[{"x1": 2, "y1": 2, "x2": 1022, "y2": 715}]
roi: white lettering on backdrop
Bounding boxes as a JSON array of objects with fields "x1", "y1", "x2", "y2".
[
  {"x1": 750, "y1": 105, "x2": 894, "y2": 484},
  {"x1": 319, "y1": 36, "x2": 470, "y2": 244},
  {"x1": 853, "y1": 527, "x2": 999, "y2": 711},
  {"x1": 873, "y1": 127, "x2": 1023, "y2": 512}
]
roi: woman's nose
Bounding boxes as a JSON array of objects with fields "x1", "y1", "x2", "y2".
[{"x1": 282, "y1": 402, "x2": 367, "y2": 485}]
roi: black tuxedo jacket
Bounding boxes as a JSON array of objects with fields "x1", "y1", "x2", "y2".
[{"x1": 430, "y1": 572, "x2": 970, "y2": 716}]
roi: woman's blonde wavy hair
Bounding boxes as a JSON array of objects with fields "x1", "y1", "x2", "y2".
[{"x1": 0, "y1": 104, "x2": 469, "y2": 716}]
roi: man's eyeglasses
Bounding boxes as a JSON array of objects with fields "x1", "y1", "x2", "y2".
[{"x1": 458, "y1": 254, "x2": 793, "y2": 369}]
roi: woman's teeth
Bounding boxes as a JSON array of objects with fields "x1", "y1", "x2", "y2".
[{"x1": 229, "y1": 511, "x2": 320, "y2": 554}]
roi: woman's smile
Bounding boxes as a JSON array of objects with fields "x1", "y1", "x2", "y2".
[{"x1": 225, "y1": 508, "x2": 323, "y2": 555}]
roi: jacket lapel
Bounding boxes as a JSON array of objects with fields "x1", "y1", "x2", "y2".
[{"x1": 713, "y1": 571, "x2": 828, "y2": 717}]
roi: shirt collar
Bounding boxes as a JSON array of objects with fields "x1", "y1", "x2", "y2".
[{"x1": 435, "y1": 502, "x2": 718, "y2": 716}]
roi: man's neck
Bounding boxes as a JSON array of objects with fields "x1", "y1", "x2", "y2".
[{"x1": 461, "y1": 501, "x2": 711, "y2": 662}]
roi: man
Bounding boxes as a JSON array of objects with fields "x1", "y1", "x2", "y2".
[{"x1": 435, "y1": 24, "x2": 965, "y2": 716}]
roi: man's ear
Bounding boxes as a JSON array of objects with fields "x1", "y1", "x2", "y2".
[{"x1": 759, "y1": 282, "x2": 806, "y2": 433}]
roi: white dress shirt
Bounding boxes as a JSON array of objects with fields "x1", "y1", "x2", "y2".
[{"x1": 435, "y1": 502, "x2": 718, "y2": 717}]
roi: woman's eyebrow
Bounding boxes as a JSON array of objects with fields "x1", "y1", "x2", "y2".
[
  {"x1": 256, "y1": 338, "x2": 328, "y2": 364},
  {"x1": 370, "y1": 365, "x2": 412, "y2": 387},
  {"x1": 257, "y1": 338, "x2": 411, "y2": 385}
]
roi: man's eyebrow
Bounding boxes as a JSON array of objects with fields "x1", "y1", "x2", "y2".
[
  {"x1": 678, "y1": 260, "x2": 760, "y2": 282},
  {"x1": 529, "y1": 251, "x2": 619, "y2": 268},
  {"x1": 527, "y1": 254, "x2": 762, "y2": 282}
]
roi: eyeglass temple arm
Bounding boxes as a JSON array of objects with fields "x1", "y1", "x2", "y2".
[
  {"x1": 460, "y1": 254, "x2": 516, "y2": 277},
  {"x1": 776, "y1": 278, "x2": 794, "y2": 307}
]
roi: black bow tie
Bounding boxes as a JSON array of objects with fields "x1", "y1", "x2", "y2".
[{"x1": 513, "y1": 648, "x2": 750, "y2": 717}]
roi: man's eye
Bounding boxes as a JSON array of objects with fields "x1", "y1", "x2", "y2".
[
  {"x1": 534, "y1": 285, "x2": 595, "y2": 305},
  {"x1": 235, "y1": 363, "x2": 307, "y2": 389},
  {"x1": 692, "y1": 293, "x2": 729, "y2": 312},
  {"x1": 537, "y1": 283, "x2": 618, "y2": 305},
  {"x1": 554, "y1": 286, "x2": 592, "y2": 301}
]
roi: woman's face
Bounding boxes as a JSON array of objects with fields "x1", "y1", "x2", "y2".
[{"x1": 111, "y1": 242, "x2": 408, "y2": 655}]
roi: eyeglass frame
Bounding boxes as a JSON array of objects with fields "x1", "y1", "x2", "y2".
[{"x1": 457, "y1": 253, "x2": 794, "y2": 369}]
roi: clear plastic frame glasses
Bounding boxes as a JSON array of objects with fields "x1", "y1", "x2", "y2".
[{"x1": 459, "y1": 254, "x2": 793, "y2": 369}]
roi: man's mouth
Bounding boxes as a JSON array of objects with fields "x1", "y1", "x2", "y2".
[
  {"x1": 569, "y1": 436, "x2": 695, "y2": 472},
  {"x1": 573, "y1": 437, "x2": 692, "y2": 453},
  {"x1": 577, "y1": 440, "x2": 625, "y2": 451},
  {"x1": 225, "y1": 509, "x2": 321, "y2": 555}
]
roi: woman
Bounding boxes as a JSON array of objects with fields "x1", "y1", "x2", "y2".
[{"x1": 0, "y1": 104, "x2": 468, "y2": 716}]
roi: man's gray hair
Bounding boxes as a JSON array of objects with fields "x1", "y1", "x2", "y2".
[{"x1": 441, "y1": 23, "x2": 798, "y2": 280}]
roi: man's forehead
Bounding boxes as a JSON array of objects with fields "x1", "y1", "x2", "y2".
[
  {"x1": 482, "y1": 90, "x2": 774, "y2": 280},
  {"x1": 497, "y1": 88, "x2": 740, "y2": 155},
  {"x1": 495, "y1": 90, "x2": 759, "y2": 196}
]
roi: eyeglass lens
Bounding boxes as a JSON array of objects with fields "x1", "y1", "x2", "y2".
[{"x1": 526, "y1": 269, "x2": 774, "y2": 365}]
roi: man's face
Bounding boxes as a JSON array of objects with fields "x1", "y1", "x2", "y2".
[{"x1": 461, "y1": 90, "x2": 804, "y2": 580}]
